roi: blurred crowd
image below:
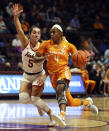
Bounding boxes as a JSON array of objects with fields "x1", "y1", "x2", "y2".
[{"x1": 0, "y1": 0, "x2": 109, "y2": 96}]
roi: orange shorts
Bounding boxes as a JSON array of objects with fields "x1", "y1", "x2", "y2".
[{"x1": 48, "y1": 66, "x2": 71, "y2": 90}]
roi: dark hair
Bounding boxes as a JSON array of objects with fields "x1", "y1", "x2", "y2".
[{"x1": 29, "y1": 25, "x2": 41, "y2": 34}]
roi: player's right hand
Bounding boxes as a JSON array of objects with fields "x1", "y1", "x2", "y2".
[{"x1": 11, "y1": 4, "x2": 23, "y2": 16}]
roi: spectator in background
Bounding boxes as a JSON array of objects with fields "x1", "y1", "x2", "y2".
[
  {"x1": 21, "y1": 20, "x2": 30, "y2": 33},
  {"x1": 5, "y1": 2, "x2": 13, "y2": 17},
  {"x1": 71, "y1": 14, "x2": 80, "y2": 31},
  {"x1": 66, "y1": 23, "x2": 73, "y2": 31},
  {"x1": 103, "y1": 68, "x2": 109, "y2": 96},
  {"x1": 0, "y1": 15, "x2": 9, "y2": 33},
  {"x1": 87, "y1": 37, "x2": 100, "y2": 55},
  {"x1": 18, "y1": 4, "x2": 30, "y2": 34},
  {"x1": 12, "y1": 34, "x2": 22, "y2": 53},
  {"x1": 80, "y1": 36, "x2": 95, "y2": 59},
  {"x1": 0, "y1": 55, "x2": 5, "y2": 63},
  {"x1": 0, "y1": 46, "x2": 7, "y2": 64},
  {"x1": 99, "y1": 64, "x2": 106, "y2": 95},
  {"x1": 93, "y1": 15, "x2": 105, "y2": 39},
  {"x1": 104, "y1": 49, "x2": 109, "y2": 59},
  {"x1": 4, "y1": 61, "x2": 11, "y2": 71},
  {"x1": 104, "y1": 49, "x2": 109, "y2": 67},
  {"x1": 66, "y1": 14, "x2": 80, "y2": 32},
  {"x1": 89, "y1": 63, "x2": 101, "y2": 94},
  {"x1": 80, "y1": 36, "x2": 89, "y2": 50},
  {"x1": 17, "y1": 62, "x2": 23, "y2": 71},
  {"x1": 102, "y1": 51, "x2": 109, "y2": 96}
]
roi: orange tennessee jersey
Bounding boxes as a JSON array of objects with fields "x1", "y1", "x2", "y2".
[{"x1": 37, "y1": 39, "x2": 77, "y2": 72}]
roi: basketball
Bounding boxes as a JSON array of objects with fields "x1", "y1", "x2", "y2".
[{"x1": 72, "y1": 50, "x2": 88, "y2": 67}]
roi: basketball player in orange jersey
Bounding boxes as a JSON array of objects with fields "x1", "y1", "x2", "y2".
[
  {"x1": 11, "y1": 3, "x2": 59, "y2": 126},
  {"x1": 34, "y1": 24, "x2": 98, "y2": 128}
]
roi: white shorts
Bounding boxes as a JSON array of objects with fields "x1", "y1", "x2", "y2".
[{"x1": 22, "y1": 70, "x2": 45, "y2": 86}]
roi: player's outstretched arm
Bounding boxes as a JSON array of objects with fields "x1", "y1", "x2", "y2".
[
  {"x1": 34, "y1": 52, "x2": 46, "y2": 63},
  {"x1": 11, "y1": 3, "x2": 28, "y2": 48}
]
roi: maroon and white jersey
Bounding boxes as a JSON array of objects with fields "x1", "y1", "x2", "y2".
[{"x1": 22, "y1": 41, "x2": 44, "y2": 73}]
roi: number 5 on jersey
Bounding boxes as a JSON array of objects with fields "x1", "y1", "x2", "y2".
[{"x1": 28, "y1": 59, "x2": 34, "y2": 67}]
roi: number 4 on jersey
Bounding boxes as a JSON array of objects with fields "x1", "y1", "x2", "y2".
[{"x1": 54, "y1": 55, "x2": 59, "y2": 63}]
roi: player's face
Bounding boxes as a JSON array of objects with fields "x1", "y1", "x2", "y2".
[
  {"x1": 30, "y1": 27, "x2": 41, "y2": 42},
  {"x1": 50, "y1": 28, "x2": 62, "y2": 42}
]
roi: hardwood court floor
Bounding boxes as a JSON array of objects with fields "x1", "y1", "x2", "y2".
[{"x1": 0, "y1": 97, "x2": 109, "y2": 131}]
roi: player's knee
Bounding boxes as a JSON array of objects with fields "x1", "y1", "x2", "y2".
[
  {"x1": 31, "y1": 96, "x2": 40, "y2": 105},
  {"x1": 57, "y1": 92, "x2": 67, "y2": 105},
  {"x1": 56, "y1": 80, "x2": 68, "y2": 105},
  {"x1": 56, "y1": 80, "x2": 67, "y2": 96},
  {"x1": 19, "y1": 92, "x2": 31, "y2": 104},
  {"x1": 56, "y1": 84, "x2": 65, "y2": 96}
]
